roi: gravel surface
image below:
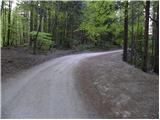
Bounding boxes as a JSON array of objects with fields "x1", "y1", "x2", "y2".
[
  {"x1": 75, "y1": 52, "x2": 159, "y2": 119},
  {"x1": 2, "y1": 50, "x2": 121, "y2": 118}
]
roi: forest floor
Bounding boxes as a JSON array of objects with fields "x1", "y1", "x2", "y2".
[
  {"x1": 1, "y1": 47, "x2": 84, "y2": 81},
  {"x1": 75, "y1": 52, "x2": 159, "y2": 118},
  {"x1": 1, "y1": 46, "x2": 119, "y2": 81}
]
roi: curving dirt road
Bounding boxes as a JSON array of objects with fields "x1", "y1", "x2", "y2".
[{"x1": 2, "y1": 50, "x2": 122, "y2": 119}]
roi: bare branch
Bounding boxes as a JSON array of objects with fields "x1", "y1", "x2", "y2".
[{"x1": 149, "y1": 16, "x2": 157, "y2": 23}]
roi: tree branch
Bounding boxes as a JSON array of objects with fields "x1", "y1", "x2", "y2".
[{"x1": 149, "y1": 16, "x2": 157, "y2": 23}]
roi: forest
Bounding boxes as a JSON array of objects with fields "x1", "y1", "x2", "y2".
[{"x1": 0, "y1": 0, "x2": 159, "y2": 74}]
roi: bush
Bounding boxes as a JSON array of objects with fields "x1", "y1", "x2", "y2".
[{"x1": 30, "y1": 31, "x2": 54, "y2": 50}]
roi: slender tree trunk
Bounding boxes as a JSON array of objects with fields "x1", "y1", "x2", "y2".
[
  {"x1": 15, "y1": 19, "x2": 18, "y2": 46},
  {"x1": 34, "y1": 2, "x2": 38, "y2": 31},
  {"x1": 154, "y1": 4, "x2": 159, "y2": 73},
  {"x1": 29, "y1": 1, "x2": 33, "y2": 46},
  {"x1": 7, "y1": 1, "x2": 12, "y2": 47},
  {"x1": 134, "y1": 17, "x2": 138, "y2": 66},
  {"x1": 52, "y1": 1, "x2": 59, "y2": 47},
  {"x1": 11, "y1": 16, "x2": 16, "y2": 46},
  {"x1": 65, "y1": 11, "x2": 68, "y2": 47},
  {"x1": 33, "y1": 15, "x2": 42, "y2": 54},
  {"x1": 41, "y1": 16, "x2": 44, "y2": 32},
  {"x1": 143, "y1": 1, "x2": 150, "y2": 72},
  {"x1": 70, "y1": 22, "x2": 73, "y2": 39},
  {"x1": 152, "y1": 7, "x2": 156, "y2": 69},
  {"x1": 65, "y1": 4, "x2": 67, "y2": 47},
  {"x1": 123, "y1": 1, "x2": 128, "y2": 62},
  {"x1": 131, "y1": 2, "x2": 134, "y2": 64},
  {"x1": 1, "y1": 0, "x2": 4, "y2": 15},
  {"x1": 48, "y1": 10, "x2": 51, "y2": 33},
  {"x1": 53, "y1": 7, "x2": 58, "y2": 46},
  {"x1": 2, "y1": 6, "x2": 6, "y2": 46}
]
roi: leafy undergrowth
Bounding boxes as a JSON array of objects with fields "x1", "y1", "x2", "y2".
[{"x1": 75, "y1": 52, "x2": 158, "y2": 119}]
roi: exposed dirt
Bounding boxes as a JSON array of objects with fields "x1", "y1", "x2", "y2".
[
  {"x1": 1, "y1": 47, "x2": 79, "y2": 81},
  {"x1": 75, "y1": 52, "x2": 159, "y2": 119}
]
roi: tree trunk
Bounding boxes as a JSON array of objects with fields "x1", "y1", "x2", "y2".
[
  {"x1": 7, "y1": 1, "x2": 12, "y2": 47},
  {"x1": 65, "y1": 11, "x2": 68, "y2": 47},
  {"x1": 53, "y1": 2, "x2": 58, "y2": 47},
  {"x1": 123, "y1": 1, "x2": 128, "y2": 62},
  {"x1": 2, "y1": 4, "x2": 6, "y2": 46},
  {"x1": 154, "y1": 4, "x2": 159, "y2": 74},
  {"x1": 29, "y1": 1, "x2": 33, "y2": 46},
  {"x1": 131, "y1": 2, "x2": 134, "y2": 64},
  {"x1": 48, "y1": 10, "x2": 51, "y2": 33},
  {"x1": 143, "y1": 1, "x2": 150, "y2": 72},
  {"x1": 134, "y1": 4, "x2": 140, "y2": 66},
  {"x1": 152, "y1": 5, "x2": 156, "y2": 69},
  {"x1": 1, "y1": 0, "x2": 4, "y2": 15},
  {"x1": 33, "y1": 15, "x2": 43, "y2": 54}
]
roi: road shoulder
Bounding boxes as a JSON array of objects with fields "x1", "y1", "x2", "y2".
[{"x1": 75, "y1": 52, "x2": 158, "y2": 118}]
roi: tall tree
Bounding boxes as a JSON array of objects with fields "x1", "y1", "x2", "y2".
[
  {"x1": 154, "y1": 3, "x2": 159, "y2": 73},
  {"x1": 29, "y1": 1, "x2": 34, "y2": 46},
  {"x1": 143, "y1": 1, "x2": 150, "y2": 72},
  {"x1": 130, "y1": 1, "x2": 134, "y2": 64},
  {"x1": 7, "y1": 1, "x2": 12, "y2": 46},
  {"x1": 33, "y1": 5, "x2": 44, "y2": 54},
  {"x1": 2, "y1": 0, "x2": 6, "y2": 46},
  {"x1": 54, "y1": 2, "x2": 58, "y2": 46},
  {"x1": 134, "y1": 7, "x2": 140, "y2": 66},
  {"x1": 123, "y1": 1, "x2": 128, "y2": 62},
  {"x1": 1, "y1": 0, "x2": 4, "y2": 15}
]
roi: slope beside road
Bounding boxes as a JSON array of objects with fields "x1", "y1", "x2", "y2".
[{"x1": 76, "y1": 52, "x2": 158, "y2": 118}]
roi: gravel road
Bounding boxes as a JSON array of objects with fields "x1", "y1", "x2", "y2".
[{"x1": 2, "y1": 50, "x2": 122, "y2": 118}]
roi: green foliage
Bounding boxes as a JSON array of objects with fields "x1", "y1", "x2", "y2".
[
  {"x1": 30, "y1": 31, "x2": 54, "y2": 50},
  {"x1": 79, "y1": 1, "x2": 123, "y2": 47}
]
